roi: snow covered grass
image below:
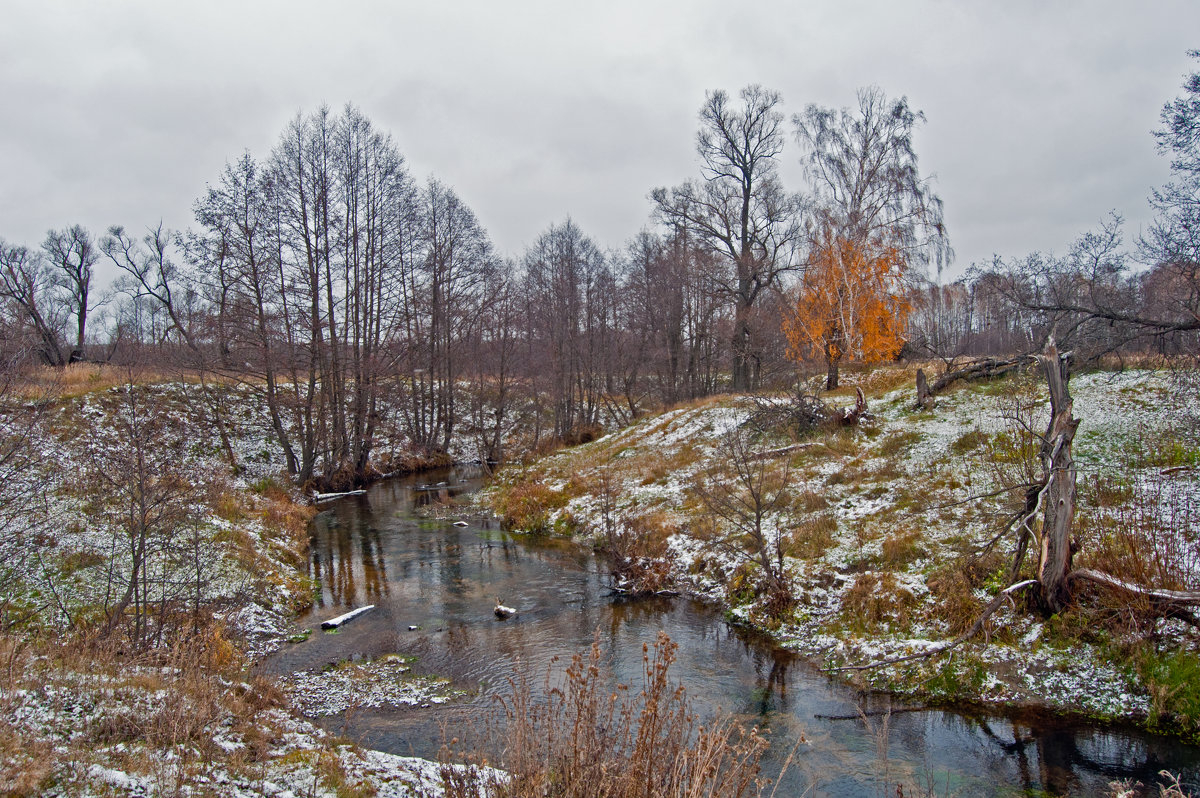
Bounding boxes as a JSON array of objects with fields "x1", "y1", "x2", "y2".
[
  {"x1": 0, "y1": 629, "x2": 487, "y2": 797},
  {"x1": 480, "y1": 364, "x2": 1200, "y2": 734},
  {"x1": 0, "y1": 377, "x2": 494, "y2": 795}
]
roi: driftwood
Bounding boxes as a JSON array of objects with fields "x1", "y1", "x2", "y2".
[
  {"x1": 321, "y1": 604, "x2": 375, "y2": 629},
  {"x1": 1070, "y1": 569, "x2": 1200, "y2": 606}
]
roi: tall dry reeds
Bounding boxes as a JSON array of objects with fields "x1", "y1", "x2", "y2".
[{"x1": 438, "y1": 632, "x2": 769, "y2": 798}]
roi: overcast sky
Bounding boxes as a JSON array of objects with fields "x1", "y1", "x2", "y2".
[{"x1": 2, "y1": 1, "x2": 1197, "y2": 280}]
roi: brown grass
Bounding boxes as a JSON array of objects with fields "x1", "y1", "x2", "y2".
[
  {"x1": 10, "y1": 363, "x2": 250, "y2": 401},
  {"x1": 876, "y1": 429, "x2": 922, "y2": 458},
  {"x1": 840, "y1": 572, "x2": 916, "y2": 634},
  {"x1": 926, "y1": 566, "x2": 984, "y2": 636},
  {"x1": 604, "y1": 511, "x2": 679, "y2": 594},
  {"x1": 783, "y1": 512, "x2": 838, "y2": 560},
  {"x1": 880, "y1": 527, "x2": 926, "y2": 567},
  {"x1": 495, "y1": 479, "x2": 570, "y2": 534},
  {"x1": 437, "y1": 633, "x2": 769, "y2": 798},
  {"x1": 0, "y1": 620, "x2": 305, "y2": 795}
]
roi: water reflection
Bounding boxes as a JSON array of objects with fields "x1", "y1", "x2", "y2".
[{"x1": 265, "y1": 468, "x2": 1200, "y2": 797}]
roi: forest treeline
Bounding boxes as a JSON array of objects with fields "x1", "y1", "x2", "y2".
[{"x1": 2, "y1": 62, "x2": 1199, "y2": 489}]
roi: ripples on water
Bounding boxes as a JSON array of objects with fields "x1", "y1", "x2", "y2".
[{"x1": 262, "y1": 468, "x2": 1200, "y2": 797}]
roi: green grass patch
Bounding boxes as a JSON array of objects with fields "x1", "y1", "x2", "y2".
[{"x1": 1139, "y1": 649, "x2": 1200, "y2": 739}]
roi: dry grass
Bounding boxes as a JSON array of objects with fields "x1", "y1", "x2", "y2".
[
  {"x1": 783, "y1": 512, "x2": 838, "y2": 560},
  {"x1": 926, "y1": 566, "x2": 984, "y2": 636},
  {"x1": 875, "y1": 429, "x2": 922, "y2": 458},
  {"x1": 9, "y1": 363, "x2": 251, "y2": 401},
  {"x1": 1078, "y1": 471, "x2": 1200, "y2": 593},
  {"x1": 494, "y1": 479, "x2": 570, "y2": 534},
  {"x1": 604, "y1": 511, "x2": 679, "y2": 594},
  {"x1": 840, "y1": 572, "x2": 916, "y2": 634},
  {"x1": 437, "y1": 633, "x2": 769, "y2": 798},
  {"x1": 0, "y1": 621, "x2": 306, "y2": 795},
  {"x1": 880, "y1": 526, "x2": 926, "y2": 567}
]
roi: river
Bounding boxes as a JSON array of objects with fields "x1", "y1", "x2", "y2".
[{"x1": 263, "y1": 467, "x2": 1200, "y2": 796}]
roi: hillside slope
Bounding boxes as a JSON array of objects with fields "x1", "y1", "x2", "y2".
[{"x1": 485, "y1": 366, "x2": 1200, "y2": 732}]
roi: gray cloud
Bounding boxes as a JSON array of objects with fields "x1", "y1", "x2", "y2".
[{"x1": 2, "y1": 0, "x2": 1197, "y2": 280}]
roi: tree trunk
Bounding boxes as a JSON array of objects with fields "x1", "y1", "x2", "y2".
[
  {"x1": 1036, "y1": 344, "x2": 1079, "y2": 613},
  {"x1": 915, "y1": 368, "x2": 930, "y2": 409}
]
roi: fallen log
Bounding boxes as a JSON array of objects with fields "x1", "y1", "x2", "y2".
[
  {"x1": 915, "y1": 355, "x2": 1037, "y2": 409},
  {"x1": 321, "y1": 605, "x2": 375, "y2": 629},
  {"x1": 313, "y1": 489, "x2": 367, "y2": 503},
  {"x1": 1069, "y1": 569, "x2": 1200, "y2": 605}
]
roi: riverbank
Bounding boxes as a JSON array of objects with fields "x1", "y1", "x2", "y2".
[
  {"x1": 481, "y1": 364, "x2": 1200, "y2": 739},
  {"x1": 0, "y1": 376, "x2": 480, "y2": 795}
]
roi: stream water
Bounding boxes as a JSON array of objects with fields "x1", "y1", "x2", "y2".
[{"x1": 264, "y1": 467, "x2": 1200, "y2": 796}]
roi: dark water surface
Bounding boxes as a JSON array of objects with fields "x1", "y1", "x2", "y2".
[{"x1": 264, "y1": 468, "x2": 1200, "y2": 796}]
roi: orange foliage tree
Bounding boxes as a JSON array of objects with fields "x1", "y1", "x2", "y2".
[{"x1": 783, "y1": 235, "x2": 910, "y2": 390}]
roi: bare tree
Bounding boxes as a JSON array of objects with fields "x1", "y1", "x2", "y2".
[
  {"x1": 692, "y1": 426, "x2": 793, "y2": 607},
  {"x1": 42, "y1": 225, "x2": 99, "y2": 363},
  {"x1": 653, "y1": 85, "x2": 804, "y2": 391},
  {"x1": 83, "y1": 380, "x2": 207, "y2": 647},
  {"x1": 1143, "y1": 49, "x2": 1200, "y2": 270},
  {"x1": 522, "y1": 218, "x2": 608, "y2": 440},
  {"x1": 795, "y1": 87, "x2": 947, "y2": 266},
  {"x1": 0, "y1": 240, "x2": 65, "y2": 366}
]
